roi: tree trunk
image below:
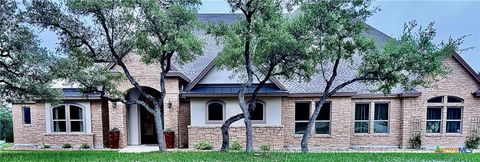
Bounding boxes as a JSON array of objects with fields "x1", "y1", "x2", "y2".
[
  {"x1": 300, "y1": 94, "x2": 329, "y2": 152},
  {"x1": 153, "y1": 107, "x2": 166, "y2": 151},
  {"x1": 220, "y1": 113, "x2": 244, "y2": 151}
]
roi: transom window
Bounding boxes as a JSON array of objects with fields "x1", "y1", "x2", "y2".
[
  {"x1": 426, "y1": 96, "x2": 463, "y2": 134},
  {"x1": 294, "y1": 102, "x2": 331, "y2": 135},
  {"x1": 206, "y1": 101, "x2": 225, "y2": 123},
  {"x1": 52, "y1": 104, "x2": 84, "y2": 133}
]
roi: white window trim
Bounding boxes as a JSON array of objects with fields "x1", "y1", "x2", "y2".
[
  {"x1": 426, "y1": 96, "x2": 464, "y2": 134},
  {"x1": 294, "y1": 101, "x2": 331, "y2": 135},
  {"x1": 45, "y1": 102, "x2": 91, "y2": 134},
  {"x1": 373, "y1": 103, "x2": 390, "y2": 134},
  {"x1": 446, "y1": 107, "x2": 463, "y2": 134},
  {"x1": 426, "y1": 106, "x2": 442, "y2": 134},
  {"x1": 249, "y1": 100, "x2": 267, "y2": 124},
  {"x1": 205, "y1": 100, "x2": 225, "y2": 124},
  {"x1": 354, "y1": 103, "x2": 370, "y2": 134}
]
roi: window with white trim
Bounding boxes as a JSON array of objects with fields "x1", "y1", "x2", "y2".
[
  {"x1": 426, "y1": 96, "x2": 463, "y2": 134},
  {"x1": 374, "y1": 103, "x2": 389, "y2": 133},
  {"x1": 52, "y1": 104, "x2": 84, "y2": 133},
  {"x1": 206, "y1": 101, "x2": 224, "y2": 123},
  {"x1": 250, "y1": 102, "x2": 266, "y2": 123},
  {"x1": 294, "y1": 102, "x2": 331, "y2": 134},
  {"x1": 354, "y1": 103, "x2": 369, "y2": 133}
]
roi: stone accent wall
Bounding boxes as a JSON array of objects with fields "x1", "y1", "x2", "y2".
[
  {"x1": 188, "y1": 126, "x2": 284, "y2": 150},
  {"x1": 12, "y1": 100, "x2": 105, "y2": 148}
]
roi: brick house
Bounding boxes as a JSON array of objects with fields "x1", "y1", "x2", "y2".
[{"x1": 12, "y1": 14, "x2": 480, "y2": 150}]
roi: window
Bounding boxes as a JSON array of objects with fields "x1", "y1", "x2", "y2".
[
  {"x1": 294, "y1": 102, "x2": 310, "y2": 134},
  {"x1": 23, "y1": 106, "x2": 31, "y2": 124},
  {"x1": 206, "y1": 101, "x2": 224, "y2": 123},
  {"x1": 427, "y1": 96, "x2": 443, "y2": 103},
  {"x1": 446, "y1": 107, "x2": 462, "y2": 133},
  {"x1": 426, "y1": 107, "x2": 441, "y2": 133},
  {"x1": 447, "y1": 96, "x2": 463, "y2": 103},
  {"x1": 250, "y1": 102, "x2": 265, "y2": 122},
  {"x1": 374, "y1": 103, "x2": 389, "y2": 133},
  {"x1": 426, "y1": 96, "x2": 463, "y2": 134},
  {"x1": 315, "y1": 102, "x2": 331, "y2": 134},
  {"x1": 354, "y1": 104, "x2": 369, "y2": 133},
  {"x1": 52, "y1": 104, "x2": 84, "y2": 133}
]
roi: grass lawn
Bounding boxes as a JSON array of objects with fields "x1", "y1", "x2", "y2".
[{"x1": 0, "y1": 150, "x2": 479, "y2": 162}]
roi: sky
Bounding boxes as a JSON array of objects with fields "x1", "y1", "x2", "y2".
[{"x1": 37, "y1": 0, "x2": 480, "y2": 72}]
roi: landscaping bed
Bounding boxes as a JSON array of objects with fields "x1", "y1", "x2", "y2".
[{"x1": 0, "y1": 150, "x2": 479, "y2": 162}]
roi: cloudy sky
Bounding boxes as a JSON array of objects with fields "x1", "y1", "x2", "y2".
[
  {"x1": 37, "y1": 0, "x2": 480, "y2": 72},
  {"x1": 198, "y1": 0, "x2": 480, "y2": 72}
]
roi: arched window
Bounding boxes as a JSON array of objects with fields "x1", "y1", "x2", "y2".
[
  {"x1": 52, "y1": 104, "x2": 84, "y2": 133},
  {"x1": 427, "y1": 96, "x2": 443, "y2": 103},
  {"x1": 250, "y1": 101, "x2": 266, "y2": 123},
  {"x1": 206, "y1": 101, "x2": 225, "y2": 123},
  {"x1": 426, "y1": 96, "x2": 463, "y2": 134}
]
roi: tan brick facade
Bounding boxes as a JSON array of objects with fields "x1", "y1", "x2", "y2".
[
  {"x1": 12, "y1": 100, "x2": 107, "y2": 148},
  {"x1": 13, "y1": 55, "x2": 480, "y2": 150}
]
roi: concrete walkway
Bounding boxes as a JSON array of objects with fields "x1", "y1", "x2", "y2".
[{"x1": 119, "y1": 146, "x2": 161, "y2": 153}]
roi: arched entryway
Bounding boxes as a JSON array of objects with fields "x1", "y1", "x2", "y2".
[{"x1": 126, "y1": 87, "x2": 163, "y2": 145}]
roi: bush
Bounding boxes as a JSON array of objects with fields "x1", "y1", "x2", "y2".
[
  {"x1": 0, "y1": 105, "x2": 13, "y2": 142},
  {"x1": 195, "y1": 140, "x2": 213, "y2": 150},
  {"x1": 260, "y1": 144, "x2": 271, "y2": 152},
  {"x1": 409, "y1": 132, "x2": 422, "y2": 149},
  {"x1": 80, "y1": 143, "x2": 91, "y2": 149},
  {"x1": 465, "y1": 131, "x2": 480, "y2": 150},
  {"x1": 43, "y1": 144, "x2": 51, "y2": 149},
  {"x1": 62, "y1": 143, "x2": 72, "y2": 149},
  {"x1": 230, "y1": 140, "x2": 242, "y2": 151}
]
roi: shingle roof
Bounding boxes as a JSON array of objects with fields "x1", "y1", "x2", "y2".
[
  {"x1": 62, "y1": 88, "x2": 101, "y2": 98},
  {"x1": 177, "y1": 13, "x2": 399, "y2": 94}
]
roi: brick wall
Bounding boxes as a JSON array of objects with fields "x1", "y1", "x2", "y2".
[{"x1": 12, "y1": 100, "x2": 105, "y2": 148}]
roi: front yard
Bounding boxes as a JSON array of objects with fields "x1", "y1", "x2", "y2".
[{"x1": 0, "y1": 150, "x2": 479, "y2": 162}]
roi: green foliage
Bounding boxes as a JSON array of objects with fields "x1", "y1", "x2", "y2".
[
  {"x1": 195, "y1": 140, "x2": 213, "y2": 150},
  {"x1": 0, "y1": 0, "x2": 61, "y2": 103},
  {"x1": 259, "y1": 144, "x2": 271, "y2": 152},
  {"x1": 409, "y1": 132, "x2": 422, "y2": 149},
  {"x1": 0, "y1": 104, "x2": 13, "y2": 142},
  {"x1": 211, "y1": 0, "x2": 316, "y2": 81},
  {"x1": 62, "y1": 143, "x2": 72, "y2": 149},
  {"x1": 465, "y1": 131, "x2": 480, "y2": 150},
  {"x1": 230, "y1": 140, "x2": 242, "y2": 151},
  {"x1": 43, "y1": 144, "x2": 51, "y2": 149},
  {"x1": 80, "y1": 143, "x2": 90, "y2": 149}
]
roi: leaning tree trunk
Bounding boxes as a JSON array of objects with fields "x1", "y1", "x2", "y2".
[
  {"x1": 221, "y1": 113, "x2": 244, "y2": 151},
  {"x1": 153, "y1": 107, "x2": 166, "y2": 151},
  {"x1": 300, "y1": 94, "x2": 329, "y2": 152}
]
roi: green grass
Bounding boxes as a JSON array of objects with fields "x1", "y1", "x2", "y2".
[{"x1": 0, "y1": 151, "x2": 479, "y2": 162}]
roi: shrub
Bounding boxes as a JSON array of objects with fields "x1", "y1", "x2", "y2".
[
  {"x1": 465, "y1": 131, "x2": 480, "y2": 150},
  {"x1": 62, "y1": 143, "x2": 72, "y2": 149},
  {"x1": 230, "y1": 140, "x2": 242, "y2": 151},
  {"x1": 111, "y1": 127, "x2": 120, "y2": 132},
  {"x1": 43, "y1": 144, "x2": 51, "y2": 149},
  {"x1": 260, "y1": 144, "x2": 271, "y2": 152},
  {"x1": 0, "y1": 105, "x2": 13, "y2": 142},
  {"x1": 195, "y1": 140, "x2": 213, "y2": 150},
  {"x1": 80, "y1": 143, "x2": 91, "y2": 149},
  {"x1": 409, "y1": 132, "x2": 422, "y2": 149}
]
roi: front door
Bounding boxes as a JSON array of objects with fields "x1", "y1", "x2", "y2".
[{"x1": 140, "y1": 107, "x2": 158, "y2": 144}]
